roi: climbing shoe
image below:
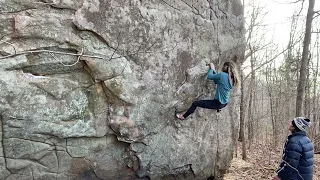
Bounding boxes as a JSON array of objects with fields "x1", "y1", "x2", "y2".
[{"x1": 176, "y1": 113, "x2": 185, "y2": 120}]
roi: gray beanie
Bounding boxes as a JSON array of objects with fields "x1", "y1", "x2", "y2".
[{"x1": 292, "y1": 117, "x2": 311, "y2": 132}]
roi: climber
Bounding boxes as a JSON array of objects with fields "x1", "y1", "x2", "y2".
[{"x1": 176, "y1": 61, "x2": 239, "y2": 120}]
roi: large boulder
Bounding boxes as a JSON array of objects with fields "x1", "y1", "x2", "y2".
[{"x1": 0, "y1": 0, "x2": 244, "y2": 179}]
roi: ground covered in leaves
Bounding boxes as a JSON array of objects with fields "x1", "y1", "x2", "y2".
[{"x1": 224, "y1": 143, "x2": 320, "y2": 180}]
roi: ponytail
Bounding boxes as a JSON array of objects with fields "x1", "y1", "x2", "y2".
[{"x1": 225, "y1": 61, "x2": 240, "y2": 87}]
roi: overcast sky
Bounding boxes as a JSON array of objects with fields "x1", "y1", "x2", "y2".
[
  {"x1": 261, "y1": 0, "x2": 320, "y2": 48},
  {"x1": 242, "y1": 0, "x2": 320, "y2": 70}
]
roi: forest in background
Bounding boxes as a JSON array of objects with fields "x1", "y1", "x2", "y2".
[
  {"x1": 238, "y1": 0, "x2": 320, "y2": 160},
  {"x1": 226, "y1": 0, "x2": 320, "y2": 178}
]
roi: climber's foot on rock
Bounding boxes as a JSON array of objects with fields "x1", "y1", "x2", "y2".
[{"x1": 176, "y1": 113, "x2": 185, "y2": 120}]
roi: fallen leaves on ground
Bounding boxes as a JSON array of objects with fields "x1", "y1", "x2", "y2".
[{"x1": 224, "y1": 142, "x2": 320, "y2": 180}]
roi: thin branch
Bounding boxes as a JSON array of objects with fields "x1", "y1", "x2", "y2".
[
  {"x1": 0, "y1": 49, "x2": 104, "y2": 60},
  {"x1": 313, "y1": 10, "x2": 320, "y2": 19},
  {"x1": 271, "y1": 0, "x2": 303, "y2": 4},
  {"x1": 296, "y1": 0, "x2": 305, "y2": 17},
  {"x1": 271, "y1": 0, "x2": 305, "y2": 17},
  {"x1": 245, "y1": 3, "x2": 268, "y2": 45},
  {"x1": 49, "y1": 48, "x2": 83, "y2": 67},
  {"x1": 243, "y1": 35, "x2": 304, "y2": 81},
  {"x1": 292, "y1": 0, "x2": 304, "y2": 3},
  {"x1": 244, "y1": 42, "x2": 273, "y2": 61},
  {"x1": 244, "y1": 50, "x2": 284, "y2": 81}
]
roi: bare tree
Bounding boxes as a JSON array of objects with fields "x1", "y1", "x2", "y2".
[
  {"x1": 239, "y1": 0, "x2": 269, "y2": 150},
  {"x1": 264, "y1": 56, "x2": 279, "y2": 147},
  {"x1": 239, "y1": 70, "x2": 248, "y2": 160},
  {"x1": 308, "y1": 29, "x2": 320, "y2": 141},
  {"x1": 296, "y1": 0, "x2": 316, "y2": 116},
  {"x1": 314, "y1": 32, "x2": 320, "y2": 129},
  {"x1": 247, "y1": 46, "x2": 256, "y2": 147}
]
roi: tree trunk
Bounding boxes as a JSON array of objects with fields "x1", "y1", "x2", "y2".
[
  {"x1": 313, "y1": 32, "x2": 319, "y2": 123},
  {"x1": 305, "y1": 56, "x2": 311, "y2": 118},
  {"x1": 265, "y1": 64, "x2": 277, "y2": 148},
  {"x1": 296, "y1": 0, "x2": 315, "y2": 116},
  {"x1": 284, "y1": 17, "x2": 294, "y2": 134},
  {"x1": 248, "y1": 51, "x2": 256, "y2": 147},
  {"x1": 248, "y1": 86, "x2": 254, "y2": 146},
  {"x1": 239, "y1": 70, "x2": 247, "y2": 160}
]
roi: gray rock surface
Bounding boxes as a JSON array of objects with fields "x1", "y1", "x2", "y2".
[{"x1": 0, "y1": 0, "x2": 244, "y2": 179}]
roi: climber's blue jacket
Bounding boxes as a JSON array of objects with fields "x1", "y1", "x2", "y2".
[{"x1": 207, "y1": 69, "x2": 233, "y2": 104}]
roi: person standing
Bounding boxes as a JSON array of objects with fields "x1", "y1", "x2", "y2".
[{"x1": 273, "y1": 117, "x2": 314, "y2": 180}]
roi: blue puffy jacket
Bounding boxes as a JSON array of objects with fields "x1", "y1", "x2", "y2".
[{"x1": 277, "y1": 131, "x2": 314, "y2": 180}]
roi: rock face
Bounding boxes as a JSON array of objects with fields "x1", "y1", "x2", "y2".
[{"x1": 0, "y1": 0, "x2": 244, "y2": 179}]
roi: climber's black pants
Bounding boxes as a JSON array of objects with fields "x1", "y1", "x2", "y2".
[{"x1": 183, "y1": 99, "x2": 227, "y2": 118}]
